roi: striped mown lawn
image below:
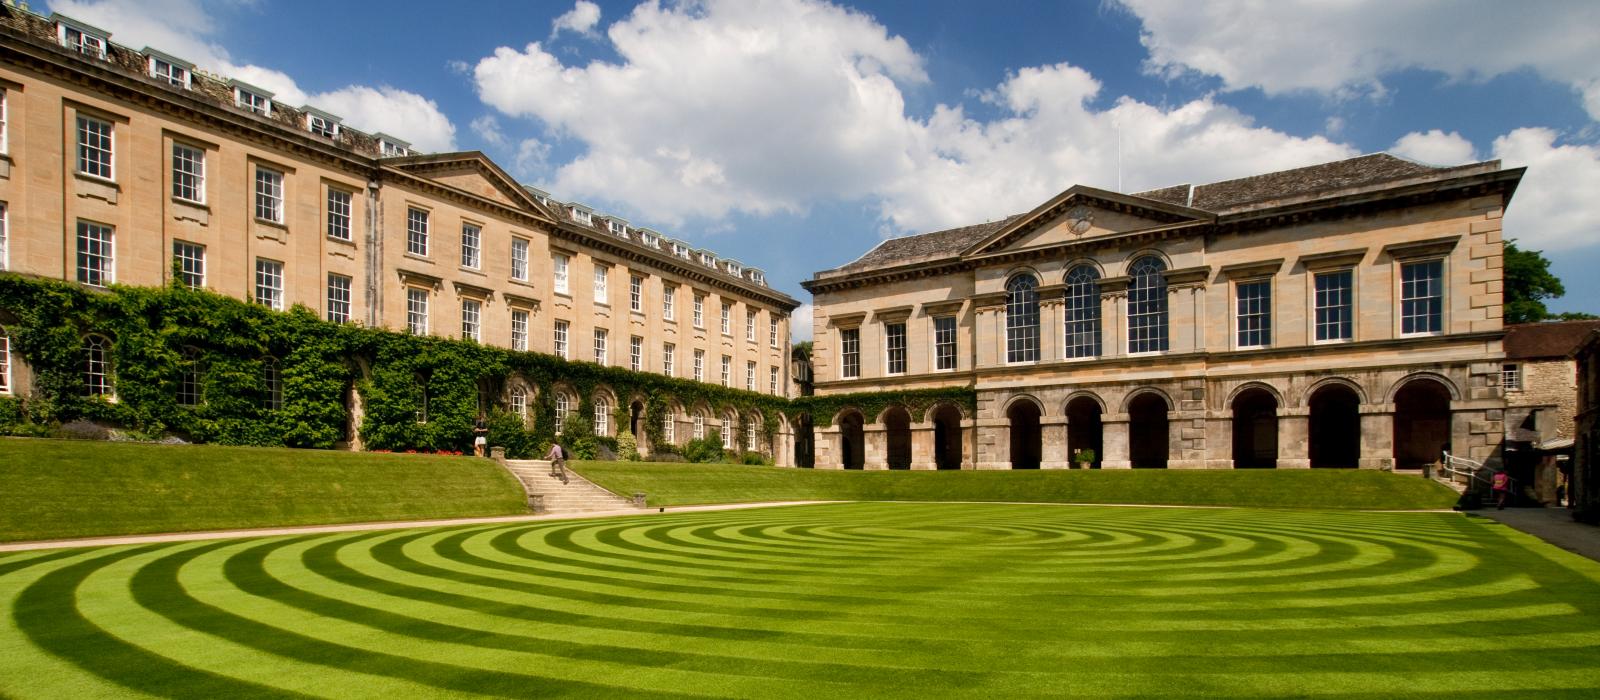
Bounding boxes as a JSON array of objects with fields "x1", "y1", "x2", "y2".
[{"x1": 2, "y1": 502, "x2": 1598, "y2": 698}]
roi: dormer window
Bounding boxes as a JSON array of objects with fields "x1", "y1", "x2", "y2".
[
  {"x1": 725, "y1": 261, "x2": 743, "y2": 277},
  {"x1": 230, "y1": 81, "x2": 273, "y2": 117},
  {"x1": 304, "y1": 109, "x2": 341, "y2": 139},
  {"x1": 607, "y1": 219, "x2": 627, "y2": 236},
  {"x1": 568, "y1": 205, "x2": 592, "y2": 224},
  {"x1": 699, "y1": 252, "x2": 716, "y2": 267},
  {"x1": 146, "y1": 50, "x2": 191, "y2": 89},
  {"x1": 672, "y1": 242, "x2": 691, "y2": 260},
  {"x1": 56, "y1": 17, "x2": 109, "y2": 59},
  {"x1": 375, "y1": 133, "x2": 410, "y2": 157},
  {"x1": 751, "y1": 271, "x2": 766, "y2": 285}
]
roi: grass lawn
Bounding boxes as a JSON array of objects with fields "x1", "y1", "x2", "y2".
[
  {"x1": 573, "y1": 461, "x2": 1463, "y2": 510},
  {"x1": 1, "y1": 502, "x2": 1597, "y2": 697},
  {"x1": 0, "y1": 439, "x2": 527, "y2": 542}
]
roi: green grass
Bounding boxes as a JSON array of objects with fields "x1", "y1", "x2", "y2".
[
  {"x1": 0, "y1": 439, "x2": 527, "y2": 542},
  {"x1": 573, "y1": 461, "x2": 1463, "y2": 510},
  {"x1": 1, "y1": 503, "x2": 1597, "y2": 697}
]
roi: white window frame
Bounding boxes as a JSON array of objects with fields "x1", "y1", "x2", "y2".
[
  {"x1": 173, "y1": 240, "x2": 205, "y2": 289},
  {"x1": 662, "y1": 409, "x2": 675, "y2": 443},
  {"x1": 254, "y1": 258, "x2": 284, "y2": 311},
  {"x1": 594, "y1": 398, "x2": 610, "y2": 436},
  {"x1": 327, "y1": 273, "x2": 352, "y2": 323},
  {"x1": 171, "y1": 142, "x2": 205, "y2": 204},
  {"x1": 769, "y1": 366, "x2": 779, "y2": 394},
  {"x1": 840, "y1": 327, "x2": 861, "y2": 379},
  {"x1": 721, "y1": 415, "x2": 733, "y2": 449},
  {"x1": 770, "y1": 318, "x2": 779, "y2": 347},
  {"x1": 693, "y1": 413, "x2": 705, "y2": 440},
  {"x1": 693, "y1": 350, "x2": 705, "y2": 382},
  {"x1": 721, "y1": 302, "x2": 732, "y2": 335},
  {"x1": 234, "y1": 87, "x2": 271, "y2": 116},
  {"x1": 1399, "y1": 258, "x2": 1446, "y2": 337},
  {"x1": 149, "y1": 56, "x2": 190, "y2": 89},
  {"x1": 59, "y1": 24, "x2": 107, "y2": 59},
  {"x1": 83, "y1": 334, "x2": 113, "y2": 398},
  {"x1": 630, "y1": 275, "x2": 643, "y2": 313},
  {"x1": 255, "y1": 166, "x2": 284, "y2": 224},
  {"x1": 460, "y1": 223, "x2": 481, "y2": 269},
  {"x1": 555, "y1": 392, "x2": 571, "y2": 430},
  {"x1": 553, "y1": 320, "x2": 570, "y2": 359},
  {"x1": 1312, "y1": 268, "x2": 1356, "y2": 344},
  {"x1": 934, "y1": 316, "x2": 957, "y2": 371},
  {"x1": 554, "y1": 253, "x2": 570, "y2": 295},
  {"x1": 76, "y1": 115, "x2": 114, "y2": 181},
  {"x1": 0, "y1": 202, "x2": 10, "y2": 272},
  {"x1": 593, "y1": 328, "x2": 608, "y2": 365},
  {"x1": 693, "y1": 294, "x2": 705, "y2": 328},
  {"x1": 746, "y1": 417, "x2": 759, "y2": 452},
  {"x1": 461, "y1": 299, "x2": 482, "y2": 342},
  {"x1": 406, "y1": 207, "x2": 429, "y2": 257},
  {"x1": 593, "y1": 264, "x2": 609, "y2": 305},
  {"x1": 0, "y1": 89, "x2": 8, "y2": 156},
  {"x1": 406, "y1": 287, "x2": 429, "y2": 335},
  {"x1": 630, "y1": 335, "x2": 643, "y2": 371},
  {"x1": 746, "y1": 309, "x2": 757, "y2": 342},
  {"x1": 326, "y1": 188, "x2": 352, "y2": 241},
  {"x1": 663, "y1": 286, "x2": 677, "y2": 320},
  {"x1": 746, "y1": 360, "x2": 756, "y2": 391},
  {"x1": 511, "y1": 238, "x2": 530, "y2": 281},
  {"x1": 663, "y1": 343, "x2": 675, "y2": 376},
  {"x1": 0, "y1": 328, "x2": 10, "y2": 395},
  {"x1": 1501, "y1": 363, "x2": 1522, "y2": 392},
  {"x1": 1234, "y1": 278, "x2": 1273, "y2": 350},
  {"x1": 510, "y1": 310, "x2": 529, "y2": 351},
  {"x1": 721, "y1": 355, "x2": 731, "y2": 387},
  {"x1": 307, "y1": 114, "x2": 339, "y2": 139},
  {"x1": 76, "y1": 220, "x2": 114, "y2": 287}
]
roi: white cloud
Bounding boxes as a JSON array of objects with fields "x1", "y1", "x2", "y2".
[
  {"x1": 1390, "y1": 130, "x2": 1476, "y2": 166},
  {"x1": 473, "y1": 0, "x2": 1352, "y2": 234},
  {"x1": 790, "y1": 303, "x2": 814, "y2": 342},
  {"x1": 551, "y1": 1, "x2": 602, "y2": 37},
  {"x1": 52, "y1": 0, "x2": 457, "y2": 151},
  {"x1": 1491, "y1": 128, "x2": 1600, "y2": 252},
  {"x1": 471, "y1": 115, "x2": 508, "y2": 148},
  {"x1": 514, "y1": 138, "x2": 554, "y2": 180},
  {"x1": 1118, "y1": 0, "x2": 1600, "y2": 120}
]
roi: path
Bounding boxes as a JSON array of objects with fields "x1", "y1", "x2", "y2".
[{"x1": 1475, "y1": 506, "x2": 1600, "y2": 563}]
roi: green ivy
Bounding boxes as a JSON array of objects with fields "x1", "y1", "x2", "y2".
[{"x1": 792, "y1": 387, "x2": 978, "y2": 428}]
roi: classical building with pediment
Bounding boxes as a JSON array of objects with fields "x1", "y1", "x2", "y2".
[
  {"x1": 0, "y1": 8, "x2": 799, "y2": 455},
  {"x1": 803, "y1": 154, "x2": 1523, "y2": 471}
]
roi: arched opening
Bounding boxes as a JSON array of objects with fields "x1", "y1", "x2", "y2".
[
  {"x1": 1394, "y1": 379, "x2": 1452, "y2": 469},
  {"x1": 795, "y1": 412, "x2": 815, "y2": 468},
  {"x1": 1309, "y1": 383, "x2": 1361, "y2": 468},
  {"x1": 1066, "y1": 396, "x2": 1103, "y2": 469},
  {"x1": 1008, "y1": 400, "x2": 1042, "y2": 470},
  {"x1": 1005, "y1": 274, "x2": 1040, "y2": 363},
  {"x1": 884, "y1": 406, "x2": 912, "y2": 470},
  {"x1": 1230, "y1": 387, "x2": 1278, "y2": 469},
  {"x1": 838, "y1": 411, "x2": 865, "y2": 470},
  {"x1": 932, "y1": 404, "x2": 963, "y2": 470},
  {"x1": 1129, "y1": 392, "x2": 1169, "y2": 469}
]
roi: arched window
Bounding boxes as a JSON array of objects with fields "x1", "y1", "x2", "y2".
[
  {"x1": 510, "y1": 386, "x2": 528, "y2": 425},
  {"x1": 693, "y1": 412, "x2": 705, "y2": 440},
  {"x1": 83, "y1": 335, "x2": 112, "y2": 397},
  {"x1": 662, "y1": 408, "x2": 676, "y2": 443},
  {"x1": 178, "y1": 347, "x2": 203, "y2": 406},
  {"x1": 1063, "y1": 266, "x2": 1101, "y2": 358},
  {"x1": 1127, "y1": 257, "x2": 1168, "y2": 354},
  {"x1": 554, "y1": 392, "x2": 571, "y2": 432},
  {"x1": 594, "y1": 396, "x2": 610, "y2": 436},
  {"x1": 1005, "y1": 274, "x2": 1040, "y2": 363},
  {"x1": 746, "y1": 416, "x2": 759, "y2": 451},
  {"x1": 721, "y1": 412, "x2": 734, "y2": 449},
  {"x1": 0, "y1": 326, "x2": 11, "y2": 395},
  {"x1": 258, "y1": 357, "x2": 282, "y2": 411}
]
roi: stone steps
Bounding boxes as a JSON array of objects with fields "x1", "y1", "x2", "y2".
[{"x1": 502, "y1": 459, "x2": 642, "y2": 514}]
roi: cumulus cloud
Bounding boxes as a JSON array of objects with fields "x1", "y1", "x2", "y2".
[
  {"x1": 1118, "y1": 0, "x2": 1600, "y2": 120},
  {"x1": 52, "y1": 0, "x2": 457, "y2": 151},
  {"x1": 471, "y1": 115, "x2": 508, "y2": 148},
  {"x1": 473, "y1": 0, "x2": 1352, "y2": 234},
  {"x1": 1490, "y1": 128, "x2": 1600, "y2": 252},
  {"x1": 790, "y1": 304, "x2": 814, "y2": 342},
  {"x1": 1390, "y1": 130, "x2": 1476, "y2": 166},
  {"x1": 551, "y1": 1, "x2": 602, "y2": 37}
]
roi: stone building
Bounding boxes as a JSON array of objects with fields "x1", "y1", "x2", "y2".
[
  {"x1": 1501, "y1": 321, "x2": 1600, "y2": 502},
  {"x1": 1573, "y1": 331, "x2": 1600, "y2": 522},
  {"x1": 0, "y1": 8, "x2": 799, "y2": 456},
  {"x1": 803, "y1": 154, "x2": 1522, "y2": 470}
]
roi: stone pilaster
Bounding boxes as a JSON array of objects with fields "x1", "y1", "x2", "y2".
[
  {"x1": 1278, "y1": 409, "x2": 1311, "y2": 469},
  {"x1": 1102, "y1": 415, "x2": 1131, "y2": 469},
  {"x1": 864, "y1": 423, "x2": 888, "y2": 470},
  {"x1": 1359, "y1": 409, "x2": 1394, "y2": 470},
  {"x1": 1041, "y1": 418, "x2": 1069, "y2": 469},
  {"x1": 909, "y1": 423, "x2": 936, "y2": 470}
]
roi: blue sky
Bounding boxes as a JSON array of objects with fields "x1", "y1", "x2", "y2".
[{"x1": 50, "y1": 0, "x2": 1600, "y2": 335}]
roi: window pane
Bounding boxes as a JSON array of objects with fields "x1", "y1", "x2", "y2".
[
  {"x1": 1236, "y1": 280, "x2": 1272, "y2": 347},
  {"x1": 1006, "y1": 275, "x2": 1040, "y2": 363},
  {"x1": 407, "y1": 208, "x2": 429, "y2": 256},
  {"x1": 934, "y1": 316, "x2": 957, "y2": 370},
  {"x1": 255, "y1": 169, "x2": 283, "y2": 223},
  {"x1": 885, "y1": 322, "x2": 907, "y2": 374},
  {"x1": 1063, "y1": 266, "x2": 1101, "y2": 358},
  {"x1": 173, "y1": 241, "x2": 204, "y2": 289},
  {"x1": 840, "y1": 328, "x2": 860, "y2": 378},
  {"x1": 77, "y1": 116, "x2": 113, "y2": 179},
  {"x1": 1314, "y1": 270, "x2": 1353, "y2": 341},
  {"x1": 172, "y1": 143, "x2": 204, "y2": 203},
  {"x1": 76, "y1": 221, "x2": 114, "y2": 287},
  {"x1": 327, "y1": 274, "x2": 351, "y2": 323},
  {"x1": 1127, "y1": 257, "x2": 1168, "y2": 353},
  {"x1": 1400, "y1": 260, "x2": 1444, "y2": 335},
  {"x1": 327, "y1": 189, "x2": 352, "y2": 240},
  {"x1": 460, "y1": 224, "x2": 481, "y2": 269}
]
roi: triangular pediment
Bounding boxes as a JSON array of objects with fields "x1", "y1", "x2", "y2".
[
  {"x1": 962, "y1": 186, "x2": 1211, "y2": 257},
  {"x1": 385, "y1": 152, "x2": 556, "y2": 219}
]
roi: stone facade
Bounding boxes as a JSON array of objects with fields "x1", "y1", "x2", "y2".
[
  {"x1": 1573, "y1": 332, "x2": 1600, "y2": 522},
  {"x1": 0, "y1": 9, "x2": 799, "y2": 447},
  {"x1": 804, "y1": 156, "x2": 1522, "y2": 471}
]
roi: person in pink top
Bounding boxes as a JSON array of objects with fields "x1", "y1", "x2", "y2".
[{"x1": 1491, "y1": 470, "x2": 1511, "y2": 510}]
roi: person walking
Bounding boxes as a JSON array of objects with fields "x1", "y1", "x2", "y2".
[
  {"x1": 1491, "y1": 469, "x2": 1511, "y2": 510},
  {"x1": 472, "y1": 413, "x2": 489, "y2": 458},
  {"x1": 546, "y1": 441, "x2": 569, "y2": 484}
]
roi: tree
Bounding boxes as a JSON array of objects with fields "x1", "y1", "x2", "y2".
[{"x1": 1503, "y1": 240, "x2": 1598, "y2": 324}]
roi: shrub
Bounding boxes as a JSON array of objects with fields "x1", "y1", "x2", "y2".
[
  {"x1": 682, "y1": 437, "x2": 727, "y2": 464},
  {"x1": 486, "y1": 409, "x2": 538, "y2": 459},
  {"x1": 740, "y1": 451, "x2": 769, "y2": 466},
  {"x1": 616, "y1": 430, "x2": 639, "y2": 461}
]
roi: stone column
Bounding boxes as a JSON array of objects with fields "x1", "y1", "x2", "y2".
[
  {"x1": 775, "y1": 424, "x2": 793, "y2": 467},
  {"x1": 1041, "y1": 417, "x2": 1069, "y2": 469},
  {"x1": 1277, "y1": 409, "x2": 1311, "y2": 469},
  {"x1": 816, "y1": 426, "x2": 841, "y2": 470},
  {"x1": 1205, "y1": 412, "x2": 1233, "y2": 469},
  {"x1": 864, "y1": 424, "x2": 888, "y2": 470},
  {"x1": 975, "y1": 416, "x2": 1010, "y2": 469},
  {"x1": 1102, "y1": 415, "x2": 1131, "y2": 469},
  {"x1": 1360, "y1": 408, "x2": 1394, "y2": 470},
  {"x1": 1171, "y1": 412, "x2": 1204, "y2": 469},
  {"x1": 910, "y1": 422, "x2": 936, "y2": 470},
  {"x1": 962, "y1": 420, "x2": 978, "y2": 470}
]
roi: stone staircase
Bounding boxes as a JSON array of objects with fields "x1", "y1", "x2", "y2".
[{"x1": 501, "y1": 459, "x2": 643, "y2": 514}]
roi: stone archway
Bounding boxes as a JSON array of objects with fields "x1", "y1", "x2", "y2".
[
  {"x1": 794, "y1": 412, "x2": 815, "y2": 468},
  {"x1": 1008, "y1": 400, "x2": 1042, "y2": 470},
  {"x1": 1394, "y1": 378, "x2": 1452, "y2": 469},
  {"x1": 932, "y1": 404, "x2": 963, "y2": 470},
  {"x1": 838, "y1": 410, "x2": 865, "y2": 470},
  {"x1": 1231, "y1": 387, "x2": 1278, "y2": 469},
  {"x1": 1066, "y1": 395, "x2": 1103, "y2": 469},
  {"x1": 1128, "y1": 392, "x2": 1169, "y2": 469},
  {"x1": 883, "y1": 406, "x2": 912, "y2": 470},
  {"x1": 1309, "y1": 383, "x2": 1361, "y2": 468},
  {"x1": 630, "y1": 400, "x2": 646, "y2": 456}
]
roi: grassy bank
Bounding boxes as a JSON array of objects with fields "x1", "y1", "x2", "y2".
[
  {"x1": 572, "y1": 461, "x2": 1461, "y2": 510},
  {"x1": 0, "y1": 438, "x2": 527, "y2": 542}
]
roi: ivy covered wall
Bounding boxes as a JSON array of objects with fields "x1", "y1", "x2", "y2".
[{"x1": 0, "y1": 275, "x2": 975, "y2": 458}]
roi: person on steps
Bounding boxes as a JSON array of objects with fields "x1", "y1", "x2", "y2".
[
  {"x1": 1492, "y1": 470, "x2": 1511, "y2": 510},
  {"x1": 546, "y1": 441, "x2": 569, "y2": 484}
]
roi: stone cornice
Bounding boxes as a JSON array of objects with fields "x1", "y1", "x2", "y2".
[
  {"x1": 452, "y1": 281, "x2": 496, "y2": 301},
  {"x1": 1218, "y1": 258, "x2": 1283, "y2": 280},
  {"x1": 1382, "y1": 234, "x2": 1462, "y2": 260},
  {"x1": 397, "y1": 268, "x2": 442, "y2": 290},
  {"x1": 1297, "y1": 248, "x2": 1368, "y2": 271}
]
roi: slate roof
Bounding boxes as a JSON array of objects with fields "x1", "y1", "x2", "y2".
[
  {"x1": 1504, "y1": 321, "x2": 1600, "y2": 360},
  {"x1": 821, "y1": 154, "x2": 1504, "y2": 277}
]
